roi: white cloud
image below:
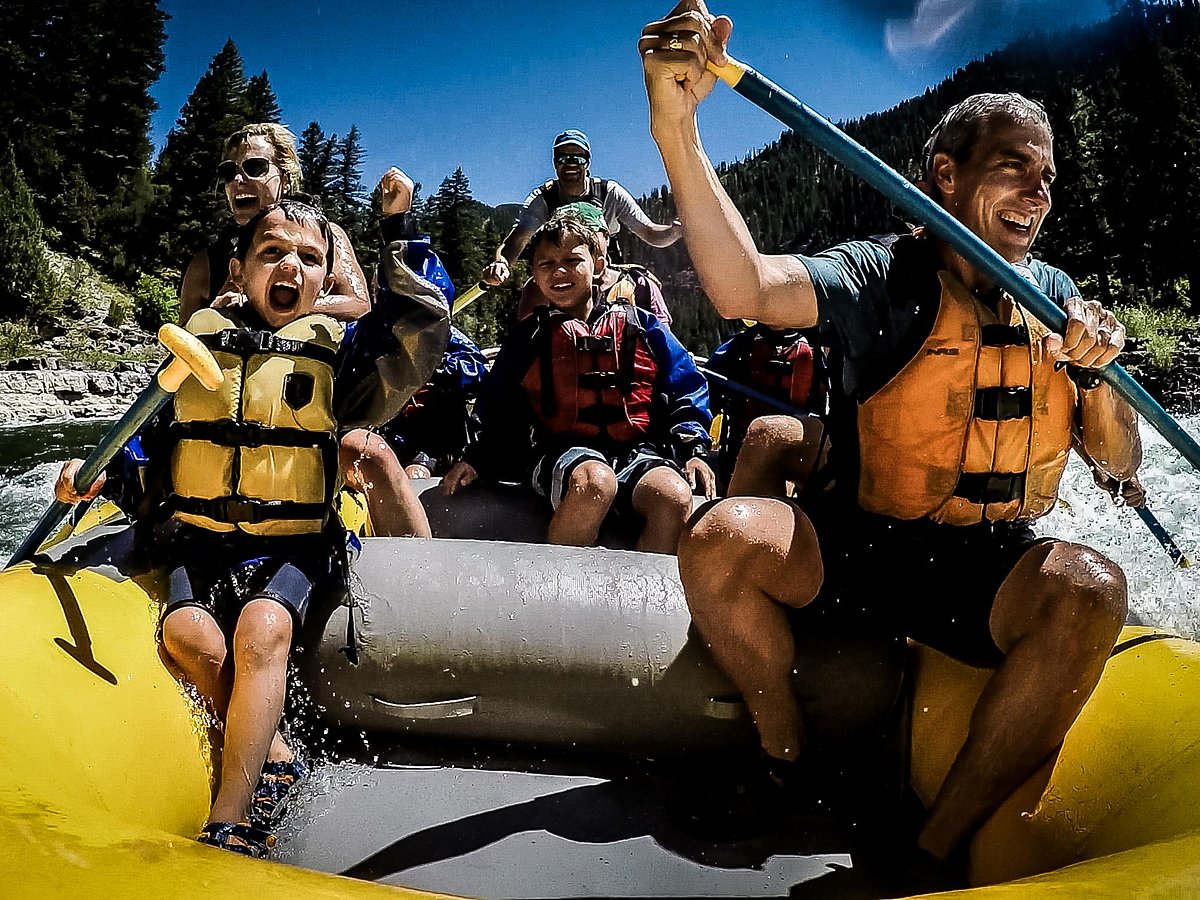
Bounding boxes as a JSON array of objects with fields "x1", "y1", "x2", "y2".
[{"x1": 885, "y1": 0, "x2": 980, "y2": 56}]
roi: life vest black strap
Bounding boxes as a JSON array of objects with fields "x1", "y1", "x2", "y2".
[
  {"x1": 578, "y1": 371, "x2": 622, "y2": 391},
  {"x1": 170, "y1": 495, "x2": 329, "y2": 526},
  {"x1": 200, "y1": 329, "x2": 338, "y2": 367},
  {"x1": 974, "y1": 386, "x2": 1031, "y2": 421},
  {"x1": 980, "y1": 323, "x2": 1029, "y2": 346},
  {"x1": 575, "y1": 334, "x2": 614, "y2": 353},
  {"x1": 952, "y1": 471, "x2": 1026, "y2": 505},
  {"x1": 170, "y1": 419, "x2": 338, "y2": 451},
  {"x1": 618, "y1": 308, "x2": 642, "y2": 394}
]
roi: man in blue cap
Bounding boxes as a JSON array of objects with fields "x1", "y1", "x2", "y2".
[{"x1": 482, "y1": 129, "x2": 684, "y2": 286}]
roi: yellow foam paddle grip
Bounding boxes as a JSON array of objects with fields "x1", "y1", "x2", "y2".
[
  {"x1": 452, "y1": 283, "x2": 487, "y2": 317},
  {"x1": 156, "y1": 323, "x2": 223, "y2": 393}
]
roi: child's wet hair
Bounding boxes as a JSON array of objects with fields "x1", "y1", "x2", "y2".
[
  {"x1": 528, "y1": 211, "x2": 605, "y2": 259},
  {"x1": 234, "y1": 199, "x2": 334, "y2": 273}
]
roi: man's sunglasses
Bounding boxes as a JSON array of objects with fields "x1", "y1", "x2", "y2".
[
  {"x1": 217, "y1": 157, "x2": 274, "y2": 183},
  {"x1": 554, "y1": 154, "x2": 589, "y2": 166}
]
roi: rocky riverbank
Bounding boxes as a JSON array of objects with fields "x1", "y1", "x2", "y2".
[
  {"x1": 0, "y1": 335, "x2": 1194, "y2": 427},
  {"x1": 0, "y1": 359, "x2": 158, "y2": 425}
]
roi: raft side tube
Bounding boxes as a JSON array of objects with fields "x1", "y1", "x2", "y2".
[{"x1": 298, "y1": 536, "x2": 908, "y2": 756}]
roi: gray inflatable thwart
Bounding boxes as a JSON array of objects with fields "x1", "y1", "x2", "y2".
[{"x1": 298, "y1": 481, "x2": 906, "y2": 754}]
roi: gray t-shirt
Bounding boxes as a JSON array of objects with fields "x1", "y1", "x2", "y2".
[
  {"x1": 798, "y1": 235, "x2": 1081, "y2": 401},
  {"x1": 516, "y1": 177, "x2": 654, "y2": 238}
]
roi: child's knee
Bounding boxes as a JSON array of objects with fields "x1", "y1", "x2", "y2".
[
  {"x1": 232, "y1": 599, "x2": 293, "y2": 667},
  {"x1": 161, "y1": 606, "x2": 225, "y2": 662},
  {"x1": 339, "y1": 429, "x2": 400, "y2": 483},
  {"x1": 638, "y1": 468, "x2": 696, "y2": 518},
  {"x1": 564, "y1": 460, "x2": 618, "y2": 504}
]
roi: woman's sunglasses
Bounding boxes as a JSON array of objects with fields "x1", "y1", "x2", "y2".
[
  {"x1": 554, "y1": 154, "x2": 589, "y2": 166},
  {"x1": 217, "y1": 157, "x2": 274, "y2": 183}
]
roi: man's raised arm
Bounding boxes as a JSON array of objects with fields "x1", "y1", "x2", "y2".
[{"x1": 639, "y1": 1, "x2": 817, "y2": 328}]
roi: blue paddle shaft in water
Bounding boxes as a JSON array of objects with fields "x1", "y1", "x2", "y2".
[
  {"x1": 704, "y1": 57, "x2": 1200, "y2": 475},
  {"x1": 6, "y1": 386, "x2": 172, "y2": 566},
  {"x1": 1134, "y1": 504, "x2": 1192, "y2": 568},
  {"x1": 6, "y1": 325, "x2": 223, "y2": 568}
]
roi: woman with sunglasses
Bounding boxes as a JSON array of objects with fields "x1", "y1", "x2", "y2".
[
  {"x1": 179, "y1": 123, "x2": 371, "y2": 324},
  {"x1": 482, "y1": 128, "x2": 684, "y2": 287},
  {"x1": 178, "y1": 124, "x2": 435, "y2": 541}
]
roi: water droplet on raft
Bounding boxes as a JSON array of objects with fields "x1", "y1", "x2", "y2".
[{"x1": 344, "y1": 701, "x2": 351, "y2": 708}]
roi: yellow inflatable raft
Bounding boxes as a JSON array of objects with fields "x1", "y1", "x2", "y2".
[{"x1": 1, "y1": 501, "x2": 1198, "y2": 898}]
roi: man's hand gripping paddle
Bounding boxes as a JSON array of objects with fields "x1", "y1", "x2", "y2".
[
  {"x1": 666, "y1": 10, "x2": 1196, "y2": 566},
  {"x1": 7, "y1": 325, "x2": 224, "y2": 567}
]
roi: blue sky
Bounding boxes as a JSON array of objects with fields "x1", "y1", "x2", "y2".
[{"x1": 149, "y1": 0, "x2": 1112, "y2": 207}]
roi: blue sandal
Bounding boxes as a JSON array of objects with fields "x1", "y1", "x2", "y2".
[
  {"x1": 249, "y1": 758, "x2": 309, "y2": 828},
  {"x1": 196, "y1": 821, "x2": 276, "y2": 857}
]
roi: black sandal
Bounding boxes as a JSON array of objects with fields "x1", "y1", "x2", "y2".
[
  {"x1": 196, "y1": 821, "x2": 276, "y2": 858},
  {"x1": 249, "y1": 757, "x2": 309, "y2": 828}
]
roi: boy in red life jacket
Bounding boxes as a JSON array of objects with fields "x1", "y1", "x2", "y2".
[
  {"x1": 443, "y1": 213, "x2": 716, "y2": 553},
  {"x1": 516, "y1": 202, "x2": 674, "y2": 325},
  {"x1": 705, "y1": 322, "x2": 829, "y2": 497}
]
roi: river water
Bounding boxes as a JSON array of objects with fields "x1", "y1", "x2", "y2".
[{"x1": 1, "y1": 417, "x2": 1197, "y2": 635}]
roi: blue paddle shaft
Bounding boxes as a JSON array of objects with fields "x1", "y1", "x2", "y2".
[
  {"x1": 1134, "y1": 504, "x2": 1192, "y2": 568},
  {"x1": 7, "y1": 381, "x2": 171, "y2": 566},
  {"x1": 725, "y1": 63, "x2": 1200, "y2": 474},
  {"x1": 701, "y1": 366, "x2": 809, "y2": 418}
]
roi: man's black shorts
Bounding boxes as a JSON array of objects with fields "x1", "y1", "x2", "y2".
[{"x1": 797, "y1": 499, "x2": 1049, "y2": 668}]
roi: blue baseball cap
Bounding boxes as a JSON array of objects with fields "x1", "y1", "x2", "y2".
[{"x1": 553, "y1": 129, "x2": 590, "y2": 155}]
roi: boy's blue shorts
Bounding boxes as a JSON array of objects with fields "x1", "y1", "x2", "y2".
[
  {"x1": 159, "y1": 527, "x2": 336, "y2": 640},
  {"x1": 533, "y1": 445, "x2": 681, "y2": 519}
]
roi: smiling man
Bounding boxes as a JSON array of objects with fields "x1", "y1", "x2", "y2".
[
  {"x1": 640, "y1": 0, "x2": 1142, "y2": 885},
  {"x1": 482, "y1": 129, "x2": 684, "y2": 285}
]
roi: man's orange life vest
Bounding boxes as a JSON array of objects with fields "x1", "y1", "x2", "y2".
[
  {"x1": 856, "y1": 271, "x2": 1077, "y2": 525},
  {"x1": 521, "y1": 303, "x2": 658, "y2": 446}
]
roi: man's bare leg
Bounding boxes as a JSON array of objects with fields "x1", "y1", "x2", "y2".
[
  {"x1": 208, "y1": 598, "x2": 294, "y2": 824},
  {"x1": 728, "y1": 415, "x2": 823, "y2": 498},
  {"x1": 919, "y1": 540, "x2": 1126, "y2": 859},
  {"x1": 677, "y1": 498, "x2": 823, "y2": 760},
  {"x1": 340, "y1": 428, "x2": 431, "y2": 538},
  {"x1": 547, "y1": 461, "x2": 618, "y2": 546},
  {"x1": 630, "y1": 465, "x2": 694, "y2": 554}
]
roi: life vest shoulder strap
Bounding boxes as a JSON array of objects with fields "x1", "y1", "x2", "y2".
[{"x1": 198, "y1": 328, "x2": 339, "y2": 367}]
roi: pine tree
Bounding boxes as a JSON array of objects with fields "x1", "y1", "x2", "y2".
[
  {"x1": 331, "y1": 125, "x2": 368, "y2": 234},
  {"x1": 297, "y1": 121, "x2": 338, "y2": 207},
  {"x1": 423, "y1": 168, "x2": 500, "y2": 344},
  {"x1": 0, "y1": 0, "x2": 166, "y2": 258},
  {"x1": 151, "y1": 39, "x2": 251, "y2": 267},
  {"x1": 244, "y1": 70, "x2": 282, "y2": 124},
  {"x1": 0, "y1": 147, "x2": 58, "y2": 324}
]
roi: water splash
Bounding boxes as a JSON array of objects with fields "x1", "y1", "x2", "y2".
[{"x1": 1037, "y1": 419, "x2": 1200, "y2": 637}]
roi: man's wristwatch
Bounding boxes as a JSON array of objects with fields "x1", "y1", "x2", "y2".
[{"x1": 1066, "y1": 365, "x2": 1104, "y2": 391}]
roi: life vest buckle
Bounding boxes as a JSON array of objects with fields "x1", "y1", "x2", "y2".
[
  {"x1": 575, "y1": 335, "x2": 614, "y2": 353},
  {"x1": 578, "y1": 371, "x2": 622, "y2": 391}
]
